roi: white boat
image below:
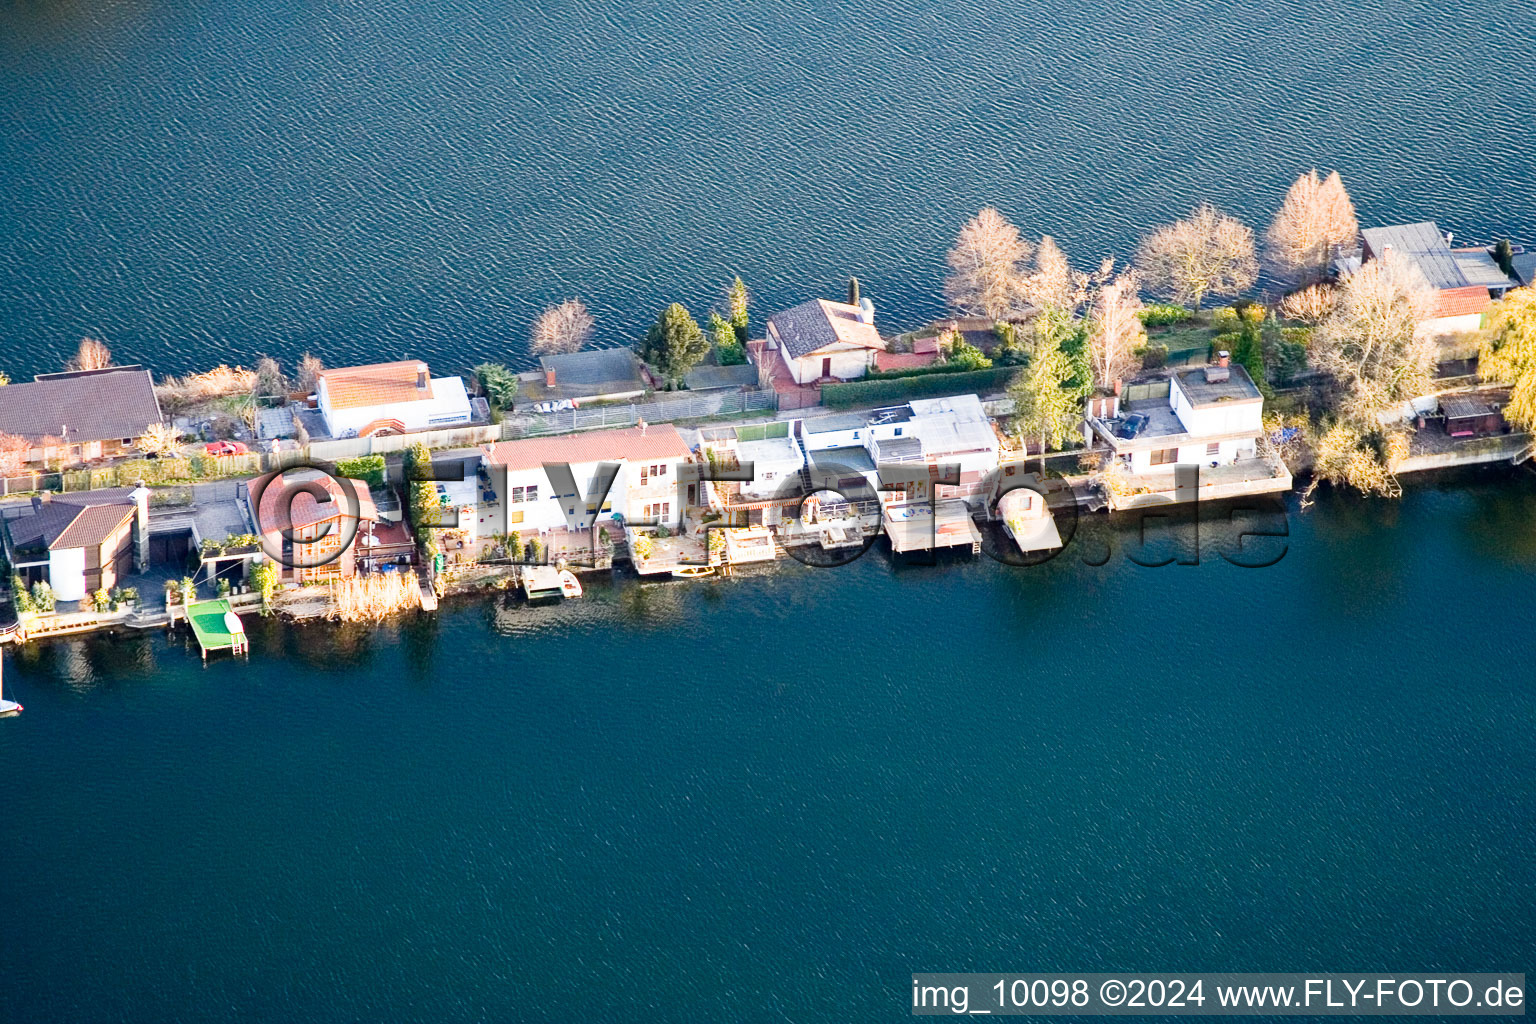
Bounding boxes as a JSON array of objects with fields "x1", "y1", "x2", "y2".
[
  {"x1": 0, "y1": 648, "x2": 21, "y2": 716},
  {"x1": 557, "y1": 570, "x2": 583, "y2": 598}
]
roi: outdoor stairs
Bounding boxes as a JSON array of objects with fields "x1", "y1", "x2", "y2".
[
  {"x1": 793, "y1": 424, "x2": 814, "y2": 494},
  {"x1": 416, "y1": 567, "x2": 439, "y2": 612}
]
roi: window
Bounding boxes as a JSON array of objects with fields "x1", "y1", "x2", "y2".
[
  {"x1": 894, "y1": 427, "x2": 903, "y2": 436},
  {"x1": 1205, "y1": 442, "x2": 1221, "y2": 457},
  {"x1": 1151, "y1": 448, "x2": 1179, "y2": 466}
]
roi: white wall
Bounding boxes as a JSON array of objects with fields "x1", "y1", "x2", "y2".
[
  {"x1": 48, "y1": 546, "x2": 87, "y2": 602},
  {"x1": 1170, "y1": 384, "x2": 1263, "y2": 437},
  {"x1": 1125, "y1": 438, "x2": 1257, "y2": 474},
  {"x1": 320, "y1": 377, "x2": 473, "y2": 437},
  {"x1": 785, "y1": 344, "x2": 873, "y2": 385},
  {"x1": 492, "y1": 457, "x2": 685, "y2": 537}
]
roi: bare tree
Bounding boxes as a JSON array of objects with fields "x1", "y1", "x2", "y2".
[
  {"x1": 1023, "y1": 236, "x2": 1090, "y2": 314},
  {"x1": 531, "y1": 299, "x2": 596, "y2": 355},
  {"x1": 1310, "y1": 254, "x2": 1436, "y2": 425},
  {"x1": 68, "y1": 337, "x2": 112, "y2": 372},
  {"x1": 297, "y1": 352, "x2": 324, "y2": 394},
  {"x1": 1277, "y1": 283, "x2": 1339, "y2": 324},
  {"x1": 944, "y1": 207, "x2": 1034, "y2": 320},
  {"x1": 254, "y1": 356, "x2": 288, "y2": 397},
  {"x1": 0, "y1": 432, "x2": 28, "y2": 478},
  {"x1": 1266, "y1": 170, "x2": 1358, "y2": 285},
  {"x1": 1087, "y1": 269, "x2": 1145, "y2": 391},
  {"x1": 1136, "y1": 203, "x2": 1258, "y2": 310},
  {"x1": 136, "y1": 422, "x2": 182, "y2": 457}
]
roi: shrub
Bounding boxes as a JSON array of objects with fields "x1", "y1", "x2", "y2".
[
  {"x1": 820, "y1": 367, "x2": 1019, "y2": 409},
  {"x1": 12, "y1": 574, "x2": 36, "y2": 614},
  {"x1": 31, "y1": 580, "x2": 55, "y2": 613},
  {"x1": 1139, "y1": 303, "x2": 1193, "y2": 327},
  {"x1": 91, "y1": 588, "x2": 110, "y2": 611},
  {"x1": 217, "y1": 578, "x2": 231, "y2": 597},
  {"x1": 250, "y1": 561, "x2": 278, "y2": 614},
  {"x1": 473, "y1": 363, "x2": 519, "y2": 411},
  {"x1": 1138, "y1": 344, "x2": 1168, "y2": 370},
  {"x1": 631, "y1": 534, "x2": 654, "y2": 561},
  {"x1": 335, "y1": 455, "x2": 386, "y2": 490},
  {"x1": 525, "y1": 538, "x2": 543, "y2": 564}
]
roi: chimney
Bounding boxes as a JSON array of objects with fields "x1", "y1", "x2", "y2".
[
  {"x1": 416, "y1": 366, "x2": 428, "y2": 390},
  {"x1": 544, "y1": 365, "x2": 557, "y2": 388},
  {"x1": 130, "y1": 481, "x2": 151, "y2": 572},
  {"x1": 848, "y1": 276, "x2": 861, "y2": 306},
  {"x1": 1218, "y1": 350, "x2": 1230, "y2": 368},
  {"x1": 858, "y1": 297, "x2": 875, "y2": 325}
]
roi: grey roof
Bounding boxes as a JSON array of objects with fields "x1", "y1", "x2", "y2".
[
  {"x1": 1174, "y1": 364, "x2": 1263, "y2": 406},
  {"x1": 872, "y1": 435, "x2": 924, "y2": 462},
  {"x1": 5, "y1": 489, "x2": 137, "y2": 552},
  {"x1": 812, "y1": 445, "x2": 876, "y2": 475},
  {"x1": 1511, "y1": 253, "x2": 1536, "y2": 288},
  {"x1": 1441, "y1": 393, "x2": 1500, "y2": 419},
  {"x1": 1452, "y1": 249, "x2": 1517, "y2": 289},
  {"x1": 736, "y1": 435, "x2": 801, "y2": 465},
  {"x1": 536, "y1": 348, "x2": 645, "y2": 396},
  {"x1": 0, "y1": 366, "x2": 162, "y2": 445},
  {"x1": 684, "y1": 362, "x2": 759, "y2": 390},
  {"x1": 1360, "y1": 222, "x2": 1467, "y2": 290}
]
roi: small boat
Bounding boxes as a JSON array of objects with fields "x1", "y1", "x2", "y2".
[
  {"x1": 0, "y1": 648, "x2": 21, "y2": 716},
  {"x1": 671, "y1": 565, "x2": 715, "y2": 579},
  {"x1": 557, "y1": 570, "x2": 583, "y2": 599}
]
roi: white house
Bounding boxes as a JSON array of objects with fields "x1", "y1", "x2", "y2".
[
  {"x1": 315, "y1": 360, "x2": 474, "y2": 438},
  {"x1": 1088, "y1": 358, "x2": 1265, "y2": 476},
  {"x1": 765, "y1": 297, "x2": 886, "y2": 385},
  {"x1": 481, "y1": 425, "x2": 693, "y2": 545}
]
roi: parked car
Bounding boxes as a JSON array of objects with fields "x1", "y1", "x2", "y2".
[
  {"x1": 1116, "y1": 414, "x2": 1148, "y2": 440},
  {"x1": 205, "y1": 440, "x2": 250, "y2": 456}
]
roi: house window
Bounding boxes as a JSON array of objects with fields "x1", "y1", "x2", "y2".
[
  {"x1": 510, "y1": 485, "x2": 539, "y2": 503},
  {"x1": 1151, "y1": 448, "x2": 1179, "y2": 466},
  {"x1": 894, "y1": 427, "x2": 903, "y2": 436},
  {"x1": 1205, "y1": 442, "x2": 1221, "y2": 457}
]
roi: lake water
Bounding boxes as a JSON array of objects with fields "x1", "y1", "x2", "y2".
[
  {"x1": 2, "y1": 476, "x2": 1534, "y2": 1021},
  {"x1": 3, "y1": 0, "x2": 1536, "y2": 1019},
  {"x1": 2, "y1": 0, "x2": 1534, "y2": 380}
]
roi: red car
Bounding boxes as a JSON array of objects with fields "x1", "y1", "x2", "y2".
[{"x1": 204, "y1": 441, "x2": 250, "y2": 456}]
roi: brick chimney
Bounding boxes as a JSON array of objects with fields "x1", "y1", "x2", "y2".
[
  {"x1": 1218, "y1": 350, "x2": 1230, "y2": 368},
  {"x1": 544, "y1": 366, "x2": 557, "y2": 387}
]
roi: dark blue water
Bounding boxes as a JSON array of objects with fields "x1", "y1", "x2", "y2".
[
  {"x1": 1, "y1": 478, "x2": 1533, "y2": 1021},
  {"x1": 3, "y1": 0, "x2": 1534, "y2": 380}
]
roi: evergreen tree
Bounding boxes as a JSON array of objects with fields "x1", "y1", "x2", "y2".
[{"x1": 640, "y1": 304, "x2": 711, "y2": 388}]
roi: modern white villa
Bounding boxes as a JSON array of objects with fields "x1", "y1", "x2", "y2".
[
  {"x1": 314, "y1": 360, "x2": 474, "y2": 438},
  {"x1": 1085, "y1": 355, "x2": 1291, "y2": 508}
]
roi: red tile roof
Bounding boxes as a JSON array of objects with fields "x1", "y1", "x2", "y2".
[
  {"x1": 485, "y1": 425, "x2": 692, "y2": 472},
  {"x1": 317, "y1": 361, "x2": 431, "y2": 410},
  {"x1": 247, "y1": 469, "x2": 378, "y2": 533}
]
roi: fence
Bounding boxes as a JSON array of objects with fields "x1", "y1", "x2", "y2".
[
  {"x1": 1121, "y1": 380, "x2": 1171, "y2": 404},
  {"x1": 307, "y1": 423, "x2": 503, "y2": 462},
  {"x1": 820, "y1": 367, "x2": 1020, "y2": 409},
  {"x1": 2, "y1": 453, "x2": 267, "y2": 496},
  {"x1": 503, "y1": 388, "x2": 777, "y2": 439}
]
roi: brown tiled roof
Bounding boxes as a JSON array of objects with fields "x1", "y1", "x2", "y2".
[
  {"x1": 5, "y1": 489, "x2": 137, "y2": 551},
  {"x1": 485, "y1": 425, "x2": 692, "y2": 472},
  {"x1": 766, "y1": 299, "x2": 884, "y2": 359},
  {"x1": 0, "y1": 367, "x2": 161, "y2": 445},
  {"x1": 247, "y1": 470, "x2": 378, "y2": 533},
  {"x1": 317, "y1": 361, "x2": 431, "y2": 410}
]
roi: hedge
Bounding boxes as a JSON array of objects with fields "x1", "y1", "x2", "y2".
[{"x1": 820, "y1": 367, "x2": 1020, "y2": 409}]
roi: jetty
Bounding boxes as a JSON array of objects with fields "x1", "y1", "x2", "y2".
[{"x1": 184, "y1": 599, "x2": 249, "y2": 661}]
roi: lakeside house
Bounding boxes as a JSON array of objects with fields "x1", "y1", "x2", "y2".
[
  {"x1": 0, "y1": 366, "x2": 162, "y2": 468},
  {"x1": 479, "y1": 424, "x2": 693, "y2": 559},
  {"x1": 244, "y1": 468, "x2": 381, "y2": 582},
  {"x1": 758, "y1": 297, "x2": 886, "y2": 408},
  {"x1": 314, "y1": 360, "x2": 475, "y2": 438},
  {"x1": 1358, "y1": 222, "x2": 1518, "y2": 336},
  {"x1": 2, "y1": 486, "x2": 148, "y2": 601},
  {"x1": 518, "y1": 348, "x2": 650, "y2": 407},
  {"x1": 1085, "y1": 357, "x2": 1291, "y2": 509}
]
